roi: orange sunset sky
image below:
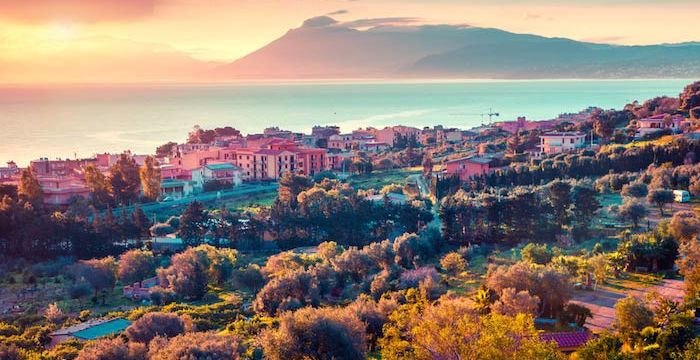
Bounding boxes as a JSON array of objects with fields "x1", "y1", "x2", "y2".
[{"x1": 0, "y1": 0, "x2": 698, "y2": 83}]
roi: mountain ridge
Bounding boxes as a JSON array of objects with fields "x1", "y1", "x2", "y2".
[{"x1": 213, "y1": 16, "x2": 700, "y2": 80}]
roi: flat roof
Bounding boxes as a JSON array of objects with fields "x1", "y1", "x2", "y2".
[
  {"x1": 205, "y1": 163, "x2": 239, "y2": 170},
  {"x1": 541, "y1": 132, "x2": 586, "y2": 137},
  {"x1": 445, "y1": 156, "x2": 493, "y2": 164}
]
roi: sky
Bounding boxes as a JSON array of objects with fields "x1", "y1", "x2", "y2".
[{"x1": 0, "y1": 0, "x2": 698, "y2": 83}]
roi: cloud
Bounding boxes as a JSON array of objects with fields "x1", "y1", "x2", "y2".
[
  {"x1": 340, "y1": 17, "x2": 421, "y2": 29},
  {"x1": 302, "y1": 16, "x2": 339, "y2": 28},
  {"x1": 0, "y1": 0, "x2": 160, "y2": 23},
  {"x1": 327, "y1": 9, "x2": 349, "y2": 16}
]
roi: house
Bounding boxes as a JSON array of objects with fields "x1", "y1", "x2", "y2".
[
  {"x1": 362, "y1": 141, "x2": 390, "y2": 153},
  {"x1": 192, "y1": 162, "x2": 243, "y2": 188},
  {"x1": 49, "y1": 318, "x2": 131, "y2": 348},
  {"x1": 376, "y1": 125, "x2": 420, "y2": 146},
  {"x1": 38, "y1": 176, "x2": 90, "y2": 206},
  {"x1": 539, "y1": 331, "x2": 592, "y2": 354},
  {"x1": 149, "y1": 236, "x2": 185, "y2": 253},
  {"x1": 367, "y1": 192, "x2": 408, "y2": 204},
  {"x1": 538, "y1": 131, "x2": 587, "y2": 155},
  {"x1": 635, "y1": 114, "x2": 686, "y2": 137},
  {"x1": 160, "y1": 178, "x2": 197, "y2": 199},
  {"x1": 444, "y1": 156, "x2": 494, "y2": 181},
  {"x1": 123, "y1": 277, "x2": 159, "y2": 300}
]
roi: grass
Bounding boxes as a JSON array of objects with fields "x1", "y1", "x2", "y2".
[
  {"x1": 214, "y1": 189, "x2": 278, "y2": 211},
  {"x1": 346, "y1": 167, "x2": 423, "y2": 190}
]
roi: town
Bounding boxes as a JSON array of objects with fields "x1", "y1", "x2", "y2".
[{"x1": 1, "y1": 81, "x2": 700, "y2": 360}]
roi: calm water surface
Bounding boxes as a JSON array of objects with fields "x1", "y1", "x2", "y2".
[{"x1": 0, "y1": 79, "x2": 693, "y2": 165}]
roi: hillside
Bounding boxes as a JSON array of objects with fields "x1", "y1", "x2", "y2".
[{"x1": 214, "y1": 16, "x2": 700, "y2": 79}]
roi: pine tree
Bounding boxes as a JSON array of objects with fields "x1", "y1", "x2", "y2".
[
  {"x1": 18, "y1": 167, "x2": 42, "y2": 204},
  {"x1": 140, "y1": 155, "x2": 161, "y2": 202}
]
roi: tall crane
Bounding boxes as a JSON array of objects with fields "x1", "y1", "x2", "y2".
[{"x1": 449, "y1": 108, "x2": 500, "y2": 126}]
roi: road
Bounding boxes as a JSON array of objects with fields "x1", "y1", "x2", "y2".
[{"x1": 101, "y1": 182, "x2": 279, "y2": 217}]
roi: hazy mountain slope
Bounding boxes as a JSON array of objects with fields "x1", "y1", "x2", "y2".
[{"x1": 215, "y1": 16, "x2": 700, "y2": 79}]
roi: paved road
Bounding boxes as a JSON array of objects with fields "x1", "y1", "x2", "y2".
[{"x1": 101, "y1": 182, "x2": 278, "y2": 216}]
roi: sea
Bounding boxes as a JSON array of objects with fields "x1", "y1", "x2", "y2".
[{"x1": 0, "y1": 79, "x2": 694, "y2": 166}]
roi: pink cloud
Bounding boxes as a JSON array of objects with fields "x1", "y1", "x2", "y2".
[{"x1": 0, "y1": 0, "x2": 160, "y2": 23}]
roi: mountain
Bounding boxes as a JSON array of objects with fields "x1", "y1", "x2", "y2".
[{"x1": 215, "y1": 16, "x2": 700, "y2": 79}]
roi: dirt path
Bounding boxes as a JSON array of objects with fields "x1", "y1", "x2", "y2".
[{"x1": 570, "y1": 279, "x2": 685, "y2": 333}]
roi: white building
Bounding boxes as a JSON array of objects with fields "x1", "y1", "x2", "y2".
[{"x1": 538, "y1": 131, "x2": 587, "y2": 155}]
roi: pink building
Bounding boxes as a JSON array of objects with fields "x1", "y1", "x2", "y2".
[
  {"x1": 635, "y1": 114, "x2": 686, "y2": 137},
  {"x1": 38, "y1": 177, "x2": 90, "y2": 206},
  {"x1": 31, "y1": 158, "x2": 95, "y2": 177},
  {"x1": 0, "y1": 161, "x2": 19, "y2": 180},
  {"x1": 376, "y1": 125, "x2": 420, "y2": 146},
  {"x1": 444, "y1": 156, "x2": 494, "y2": 181}
]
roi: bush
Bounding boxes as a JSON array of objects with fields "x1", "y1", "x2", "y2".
[
  {"x1": 440, "y1": 252, "x2": 467, "y2": 275},
  {"x1": 126, "y1": 312, "x2": 190, "y2": 343}
]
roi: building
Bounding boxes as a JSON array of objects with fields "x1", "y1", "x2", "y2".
[
  {"x1": 362, "y1": 141, "x2": 390, "y2": 153},
  {"x1": 538, "y1": 131, "x2": 587, "y2": 155},
  {"x1": 49, "y1": 318, "x2": 131, "y2": 348},
  {"x1": 30, "y1": 158, "x2": 95, "y2": 177},
  {"x1": 376, "y1": 125, "x2": 420, "y2": 146},
  {"x1": 635, "y1": 114, "x2": 685, "y2": 137},
  {"x1": 123, "y1": 277, "x2": 158, "y2": 300},
  {"x1": 0, "y1": 161, "x2": 19, "y2": 180},
  {"x1": 192, "y1": 162, "x2": 243, "y2": 188},
  {"x1": 38, "y1": 177, "x2": 90, "y2": 206},
  {"x1": 444, "y1": 156, "x2": 494, "y2": 181},
  {"x1": 160, "y1": 178, "x2": 197, "y2": 199}
]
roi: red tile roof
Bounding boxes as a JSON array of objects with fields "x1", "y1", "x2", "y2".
[{"x1": 539, "y1": 331, "x2": 591, "y2": 349}]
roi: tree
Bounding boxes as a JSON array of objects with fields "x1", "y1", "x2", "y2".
[
  {"x1": 614, "y1": 296, "x2": 654, "y2": 340},
  {"x1": 125, "y1": 312, "x2": 189, "y2": 343},
  {"x1": 277, "y1": 172, "x2": 312, "y2": 207},
  {"x1": 118, "y1": 249, "x2": 157, "y2": 284},
  {"x1": 521, "y1": 243, "x2": 553, "y2": 265},
  {"x1": 440, "y1": 252, "x2": 467, "y2": 275},
  {"x1": 132, "y1": 207, "x2": 151, "y2": 239},
  {"x1": 259, "y1": 307, "x2": 367, "y2": 360},
  {"x1": 621, "y1": 182, "x2": 648, "y2": 199},
  {"x1": 676, "y1": 240, "x2": 700, "y2": 299},
  {"x1": 178, "y1": 201, "x2": 209, "y2": 246},
  {"x1": 669, "y1": 210, "x2": 700, "y2": 243},
  {"x1": 491, "y1": 288, "x2": 540, "y2": 316},
  {"x1": 647, "y1": 189, "x2": 674, "y2": 216},
  {"x1": 140, "y1": 155, "x2": 161, "y2": 202},
  {"x1": 574, "y1": 332, "x2": 629, "y2": 360},
  {"x1": 108, "y1": 153, "x2": 141, "y2": 206},
  {"x1": 679, "y1": 81, "x2": 700, "y2": 112},
  {"x1": 18, "y1": 167, "x2": 42, "y2": 204},
  {"x1": 379, "y1": 298, "x2": 562, "y2": 360},
  {"x1": 148, "y1": 332, "x2": 241, "y2": 360},
  {"x1": 68, "y1": 257, "x2": 117, "y2": 298},
  {"x1": 84, "y1": 165, "x2": 111, "y2": 207},
  {"x1": 588, "y1": 254, "x2": 608, "y2": 290},
  {"x1": 76, "y1": 337, "x2": 146, "y2": 360},
  {"x1": 155, "y1": 141, "x2": 177, "y2": 158},
  {"x1": 572, "y1": 184, "x2": 600, "y2": 231},
  {"x1": 618, "y1": 200, "x2": 647, "y2": 228},
  {"x1": 157, "y1": 248, "x2": 208, "y2": 300},
  {"x1": 548, "y1": 180, "x2": 572, "y2": 229}
]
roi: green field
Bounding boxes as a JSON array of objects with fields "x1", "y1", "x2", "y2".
[{"x1": 345, "y1": 167, "x2": 423, "y2": 190}]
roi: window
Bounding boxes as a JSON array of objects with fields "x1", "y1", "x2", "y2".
[{"x1": 570, "y1": 138, "x2": 574, "y2": 144}]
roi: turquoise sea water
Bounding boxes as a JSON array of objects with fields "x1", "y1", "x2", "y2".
[{"x1": 0, "y1": 79, "x2": 694, "y2": 166}]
